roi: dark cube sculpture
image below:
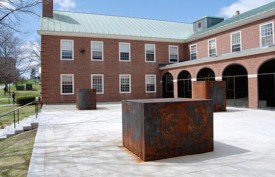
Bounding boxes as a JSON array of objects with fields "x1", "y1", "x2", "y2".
[
  {"x1": 192, "y1": 81, "x2": 226, "y2": 112},
  {"x1": 122, "y1": 98, "x2": 213, "y2": 161},
  {"x1": 26, "y1": 84, "x2": 33, "y2": 90},
  {"x1": 76, "y1": 89, "x2": 96, "y2": 110}
]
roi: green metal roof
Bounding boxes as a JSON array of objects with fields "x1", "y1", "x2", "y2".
[
  {"x1": 39, "y1": 1, "x2": 275, "y2": 41},
  {"x1": 190, "y1": 1, "x2": 275, "y2": 38},
  {"x1": 40, "y1": 11, "x2": 193, "y2": 40}
]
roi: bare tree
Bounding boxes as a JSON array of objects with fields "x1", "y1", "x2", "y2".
[
  {"x1": 0, "y1": 0, "x2": 42, "y2": 31},
  {"x1": 0, "y1": 30, "x2": 40, "y2": 82},
  {"x1": 19, "y1": 38, "x2": 41, "y2": 77},
  {"x1": 0, "y1": 29, "x2": 22, "y2": 58}
]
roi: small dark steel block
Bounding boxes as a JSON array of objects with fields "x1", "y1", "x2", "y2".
[
  {"x1": 26, "y1": 84, "x2": 33, "y2": 90},
  {"x1": 122, "y1": 98, "x2": 213, "y2": 161},
  {"x1": 192, "y1": 81, "x2": 226, "y2": 112},
  {"x1": 76, "y1": 89, "x2": 96, "y2": 110}
]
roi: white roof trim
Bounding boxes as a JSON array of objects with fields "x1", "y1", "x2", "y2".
[
  {"x1": 38, "y1": 30, "x2": 184, "y2": 43},
  {"x1": 160, "y1": 45, "x2": 275, "y2": 70}
]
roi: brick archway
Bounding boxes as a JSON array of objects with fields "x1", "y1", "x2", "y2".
[
  {"x1": 197, "y1": 67, "x2": 216, "y2": 81},
  {"x1": 162, "y1": 72, "x2": 174, "y2": 98},
  {"x1": 177, "y1": 70, "x2": 192, "y2": 98},
  {"x1": 258, "y1": 59, "x2": 275, "y2": 108},
  {"x1": 222, "y1": 64, "x2": 248, "y2": 107}
]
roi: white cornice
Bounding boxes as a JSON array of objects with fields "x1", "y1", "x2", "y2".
[
  {"x1": 159, "y1": 45, "x2": 275, "y2": 70},
  {"x1": 38, "y1": 30, "x2": 184, "y2": 43}
]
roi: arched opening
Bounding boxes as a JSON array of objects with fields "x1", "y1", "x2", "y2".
[
  {"x1": 258, "y1": 59, "x2": 275, "y2": 108},
  {"x1": 222, "y1": 64, "x2": 248, "y2": 107},
  {"x1": 197, "y1": 68, "x2": 215, "y2": 81},
  {"x1": 162, "y1": 73, "x2": 174, "y2": 98},
  {"x1": 177, "y1": 71, "x2": 192, "y2": 98}
]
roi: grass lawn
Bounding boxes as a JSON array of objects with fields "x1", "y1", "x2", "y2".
[
  {"x1": 0, "y1": 105, "x2": 38, "y2": 129},
  {"x1": 0, "y1": 82, "x2": 41, "y2": 101},
  {"x1": 0, "y1": 129, "x2": 37, "y2": 177},
  {"x1": 0, "y1": 80, "x2": 41, "y2": 130}
]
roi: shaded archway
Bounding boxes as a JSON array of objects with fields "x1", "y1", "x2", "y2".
[
  {"x1": 177, "y1": 70, "x2": 192, "y2": 98},
  {"x1": 222, "y1": 64, "x2": 248, "y2": 107},
  {"x1": 197, "y1": 68, "x2": 215, "y2": 81},
  {"x1": 258, "y1": 59, "x2": 275, "y2": 108},
  {"x1": 162, "y1": 73, "x2": 174, "y2": 98}
]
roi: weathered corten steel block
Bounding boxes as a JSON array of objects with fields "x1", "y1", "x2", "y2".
[
  {"x1": 192, "y1": 81, "x2": 226, "y2": 112},
  {"x1": 76, "y1": 89, "x2": 96, "y2": 110},
  {"x1": 122, "y1": 98, "x2": 213, "y2": 161}
]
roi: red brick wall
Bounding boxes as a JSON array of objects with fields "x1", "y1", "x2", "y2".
[
  {"x1": 187, "y1": 17, "x2": 275, "y2": 59},
  {"x1": 41, "y1": 36, "x2": 185, "y2": 103},
  {"x1": 41, "y1": 16, "x2": 275, "y2": 105}
]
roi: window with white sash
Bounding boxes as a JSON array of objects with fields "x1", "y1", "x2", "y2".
[
  {"x1": 120, "y1": 74, "x2": 131, "y2": 93},
  {"x1": 190, "y1": 44, "x2": 197, "y2": 60},
  {"x1": 145, "y1": 44, "x2": 156, "y2": 62},
  {"x1": 91, "y1": 41, "x2": 104, "y2": 61},
  {"x1": 169, "y1": 45, "x2": 178, "y2": 63},
  {"x1": 91, "y1": 74, "x2": 104, "y2": 94},
  {"x1": 145, "y1": 75, "x2": 156, "y2": 93},
  {"x1": 260, "y1": 22, "x2": 274, "y2": 47},
  {"x1": 119, "y1": 43, "x2": 131, "y2": 61},
  {"x1": 208, "y1": 39, "x2": 217, "y2": 57},
  {"x1": 231, "y1": 31, "x2": 241, "y2": 52},
  {"x1": 61, "y1": 74, "x2": 74, "y2": 95},
  {"x1": 61, "y1": 40, "x2": 74, "y2": 60}
]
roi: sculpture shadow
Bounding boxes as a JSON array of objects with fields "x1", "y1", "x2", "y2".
[{"x1": 157, "y1": 141, "x2": 250, "y2": 163}]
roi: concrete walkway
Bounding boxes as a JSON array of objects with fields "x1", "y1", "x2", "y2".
[{"x1": 28, "y1": 103, "x2": 275, "y2": 177}]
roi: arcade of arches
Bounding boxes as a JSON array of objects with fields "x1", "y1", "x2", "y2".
[{"x1": 161, "y1": 57, "x2": 275, "y2": 109}]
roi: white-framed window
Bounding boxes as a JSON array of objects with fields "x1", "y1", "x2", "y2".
[
  {"x1": 91, "y1": 74, "x2": 104, "y2": 94},
  {"x1": 190, "y1": 44, "x2": 197, "y2": 60},
  {"x1": 208, "y1": 39, "x2": 217, "y2": 57},
  {"x1": 91, "y1": 41, "x2": 104, "y2": 61},
  {"x1": 145, "y1": 44, "x2": 156, "y2": 62},
  {"x1": 119, "y1": 43, "x2": 131, "y2": 61},
  {"x1": 169, "y1": 45, "x2": 179, "y2": 63},
  {"x1": 231, "y1": 31, "x2": 241, "y2": 52},
  {"x1": 145, "y1": 75, "x2": 156, "y2": 93},
  {"x1": 60, "y1": 74, "x2": 74, "y2": 95},
  {"x1": 60, "y1": 40, "x2": 74, "y2": 60},
  {"x1": 260, "y1": 22, "x2": 274, "y2": 47},
  {"x1": 119, "y1": 74, "x2": 131, "y2": 93}
]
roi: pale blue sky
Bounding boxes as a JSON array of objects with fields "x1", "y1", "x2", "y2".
[{"x1": 19, "y1": 0, "x2": 275, "y2": 42}]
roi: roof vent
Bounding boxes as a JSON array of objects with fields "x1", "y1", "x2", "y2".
[{"x1": 234, "y1": 10, "x2": 240, "y2": 16}]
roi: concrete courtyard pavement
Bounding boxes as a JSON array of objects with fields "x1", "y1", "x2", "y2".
[{"x1": 28, "y1": 102, "x2": 275, "y2": 177}]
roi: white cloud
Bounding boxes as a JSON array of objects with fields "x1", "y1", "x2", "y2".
[
  {"x1": 0, "y1": 0, "x2": 16, "y2": 10},
  {"x1": 55, "y1": 0, "x2": 76, "y2": 11},
  {"x1": 218, "y1": 0, "x2": 274, "y2": 18}
]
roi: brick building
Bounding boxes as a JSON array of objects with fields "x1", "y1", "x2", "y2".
[{"x1": 40, "y1": 0, "x2": 275, "y2": 109}]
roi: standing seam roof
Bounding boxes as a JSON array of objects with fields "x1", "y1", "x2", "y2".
[
  {"x1": 40, "y1": 11, "x2": 194, "y2": 40},
  {"x1": 40, "y1": 1, "x2": 275, "y2": 41}
]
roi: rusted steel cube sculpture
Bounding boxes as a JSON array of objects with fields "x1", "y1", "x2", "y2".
[
  {"x1": 76, "y1": 89, "x2": 96, "y2": 110},
  {"x1": 122, "y1": 98, "x2": 213, "y2": 161},
  {"x1": 192, "y1": 81, "x2": 226, "y2": 112}
]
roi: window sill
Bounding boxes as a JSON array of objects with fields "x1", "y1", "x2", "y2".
[{"x1": 61, "y1": 93, "x2": 74, "y2": 95}]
